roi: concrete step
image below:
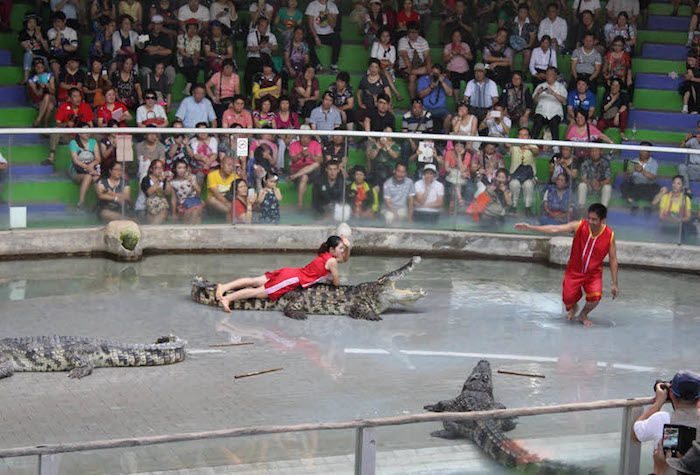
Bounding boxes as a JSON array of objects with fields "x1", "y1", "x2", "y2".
[{"x1": 641, "y1": 42, "x2": 688, "y2": 61}]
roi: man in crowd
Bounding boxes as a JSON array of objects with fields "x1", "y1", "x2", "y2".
[
  {"x1": 47, "y1": 12, "x2": 78, "y2": 78},
  {"x1": 289, "y1": 126, "x2": 323, "y2": 210},
  {"x1": 567, "y1": 78, "x2": 597, "y2": 123},
  {"x1": 44, "y1": 87, "x2": 94, "y2": 166},
  {"x1": 178, "y1": 0, "x2": 210, "y2": 33},
  {"x1": 175, "y1": 84, "x2": 217, "y2": 128},
  {"x1": 508, "y1": 127, "x2": 539, "y2": 216},
  {"x1": 532, "y1": 67, "x2": 567, "y2": 144},
  {"x1": 482, "y1": 28, "x2": 513, "y2": 87},
  {"x1": 140, "y1": 15, "x2": 175, "y2": 85},
  {"x1": 398, "y1": 21, "x2": 432, "y2": 100},
  {"x1": 401, "y1": 98, "x2": 434, "y2": 161},
  {"x1": 444, "y1": 0, "x2": 475, "y2": 49},
  {"x1": 305, "y1": 0, "x2": 341, "y2": 73},
  {"x1": 605, "y1": 0, "x2": 639, "y2": 32},
  {"x1": 679, "y1": 120, "x2": 700, "y2": 195},
  {"x1": 621, "y1": 141, "x2": 666, "y2": 213},
  {"x1": 383, "y1": 162, "x2": 415, "y2": 225},
  {"x1": 312, "y1": 159, "x2": 348, "y2": 219},
  {"x1": 309, "y1": 91, "x2": 342, "y2": 140},
  {"x1": 515, "y1": 203, "x2": 619, "y2": 327},
  {"x1": 205, "y1": 155, "x2": 238, "y2": 220},
  {"x1": 463, "y1": 63, "x2": 499, "y2": 124},
  {"x1": 633, "y1": 371, "x2": 700, "y2": 449},
  {"x1": 417, "y1": 63, "x2": 453, "y2": 133},
  {"x1": 538, "y1": 2, "x2": 568, "y2": 53},
  {"x1": 571, "y1": 33, "x2": 602, "y2": 89},
  {"x1": 578, "y1": 147, "x2": 612, "y2": 211}
]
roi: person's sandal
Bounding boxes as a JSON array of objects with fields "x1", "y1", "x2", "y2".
[{"x1": 41, "y1": 158, "x2": 54, "y2": 166}]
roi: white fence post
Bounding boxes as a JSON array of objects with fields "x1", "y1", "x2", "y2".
[
  {"x1": 619, "y1": 405, "x2": 643, "y2": 475},
  {"x1": 354, "y1": 427, "x2": 376, "y2": 475}
]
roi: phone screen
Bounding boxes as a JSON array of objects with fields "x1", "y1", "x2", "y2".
[{"x1": 663, "y1": 427, "x2": 680, "y2": 449}]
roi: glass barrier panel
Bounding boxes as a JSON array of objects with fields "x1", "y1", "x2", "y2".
[{"x1": 0, "y1": 455, "x2": 36, "y2": 475}]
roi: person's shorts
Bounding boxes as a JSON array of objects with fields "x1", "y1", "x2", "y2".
[
  {"x1": 425, "y1": 106, "x2": 451, "y2": 120},
  {"x1": 562, "y1": 270, "x2": 603, "y2": 310},
  {"x1": 264, "y1": 267, "x2": 301, "y2": 301},
  {"x1": 448, "y1": 71, "x2": 471, "y2": 89}
]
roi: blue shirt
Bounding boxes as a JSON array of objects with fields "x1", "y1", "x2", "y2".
[
  {"x1": 567, "y1": 90, "x2": 596, "y2": 113},
  {"x1": 418, "y1": 75, "x2": 452, "y2": 111},
  {"x1": 176, "y1": 96, "x2": 217, "y2": 129},
  {"x1": 309, "y1": 106, "x2": 342, "y2": 131}
]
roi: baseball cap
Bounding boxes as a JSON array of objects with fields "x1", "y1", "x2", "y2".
[
  {"x1": 671, "y1": 371, "x2": 700, "y2": 400},
  {"x1": 185, "y1": 18, "x2": 199, "y2": 25},
  {"x1": 666, "y1": 441, "x2": 700, "y2": 475},
  {"x1": 423, "y1": 164, "x2": 437, "y2": 174},
  {"x1": 474, "y1": 63, "x2": 486, "y2": 72},
  {"x1": 151, "y1": 14, "x2": 164, "y2": 24},
  {"x1": 210, "y1": 19, "x2": 223, "y2": 28}
]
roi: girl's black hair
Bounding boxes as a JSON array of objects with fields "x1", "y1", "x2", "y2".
[
  {"x1": 172, "y1": 158, "x2": 189, "y2": 179},
  {"x1": 318, "y1": 235, "x2": 343, "y2": 255}
]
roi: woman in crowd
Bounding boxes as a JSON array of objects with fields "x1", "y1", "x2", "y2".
[
  {"x1": 223, "y1": 94, "x2": 254, "y2": 128},
  {"x1": 97, "y1": 87, "x2": 132, "y2": 127},
  {"x1": 27, "y1": 59, "x2": 56, "y2": 128},
  {"x1": 118, "y1": 0, "x2": 142, "y2": 31},
  {"x1": 18, "y1": 13, "x2": 49, "y2": 85},
  {"x1": 96, "y1": 161, "x2": 131, "y2": 222},
  {"x1": 451, "y1": 101, "x2": 478, "y2": 151},
  {"x1": 110, "y1": 56, "x2": 142, "y2": 110},
  {"x1": 256, "y1": 171, "x2": 282, "y2": 223},
  {"x1": 364, "y1": 0, "x2": 387, "y2": 49},
  {"x1": 83, "y1": 58, "x2": 111, "y2": 108},
  {"x1": 275, "y1": 0, "x2": 302, "y2": 46},
  {"x1": 444, "y1": 140, "x2": 473, "y2": 209},
  {"x1": 328, "y1": 71, "x2": 356, "y2": 130},
  {"x1": 190, "y1": 122, "x2": 219, "y2": 185},
  {"x1": 164, "y1": 120, "x2": 194, "y2": 169},
  {"x1": 253, "y1": 96, "x2": 277, "y2": 128},
  {"x1": 90, "y1": 18, "x2": 116, "y2": 72},
  {"x1": 141, "y1": 159, "x2": 172, "y2": 224},
  {"x1": 291, "y1": 65, "x2": 319, "y2": 119},
  {"x1": 500, "y1": 71, "x2": 532, "y2": 128},
  {"x1": 548, "y1": 145, "x2": 574, "y2": 183},
  {"x1": 69, "y1": 123, "x2": 103, "y2": 210},
  {"x1": 136, "y1": 89, "x2": 169, "y2": 127},
  {"x1": 480, "y1": 167, "x2": 512, "y2": 227},
  {"x1": 206, "y1": 59, "x2": 240, "y2": 123},
  {"x1": 204, "y1": 20, "x2": 234, "y2": 74},
  {"x1": 529, "y1": 35, "x2": 557, "y2": 87},
  {"x1": 283, "y1": 26, "x2": 310, "y2": 88},
  {"x1": 216, "y1": 234, "x2": 351, "y2": 312},
  {"x1": 99, "y1": 120, "x2": 121, "y2": 175},
  {"x1": 169, "y1": 158, "x2": 205, "y2": 224},
  {"x1": 231, "y1": 178, "x2": 253, "y2": 224},
  {"x1": 603, "y1": 36, "x2": 634, "y2": 100},
  {"x1": 141, "y1": 60, "x2": 172, "y2": 112},
  {"x1": 541, "y1": 173, "x2": 575, "y2": 224},
  {"x1": 658, "y1": 175, "x2": 695, "y2": 241},
  {"x1": 252, "y1": 59, "x2": 282, "y2": 110},
  {"x1": 606, "y1": 11, "x2": 635, "y2": 53},
  {"x1": 177, "y1": 19, "x2": 202, "y2": 97},
  {"x1": 596, "y1": 78, "x2": 630, "y2": 140},
  {"x1": 370, "y1": 27, "x2": 402, "y2": 103},
  {"x1": 444, "y1": 29, "x2": 472, "y2": 107},
  {"x1": 275, "y1": 95, "x2": 299, "y2": 169},
  {"x1": 356, "y1": 59, "x2": 391, "y2": 124},
  {"x1": 396, "y1": 0, "x2": 419, "y2": 39},
  {"x1": 566, "y1": 108, "x2": 614, "y2": 160},
  {"x1": 112, "y1": 15, "x2": 142, "y2": 66},
  {"x1": 474, "y1": 142, "x2": 505, "y2": 182},
  {"x1": 210, "y1": 0, "x2": 238, "y2": 35}
]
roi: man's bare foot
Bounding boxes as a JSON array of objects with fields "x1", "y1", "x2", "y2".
[
  {"x1": 565, "y1": 303, "x2": 578, "y2": 321},
  {"x1": 221, "y1": 298, "x2": 232, "y2": 312},
  {"x1": 578, "y1": 313, "x2": 595, "y2": 327},
  {"x1": 216, "y1": 284, "x2": 224, "y2": 301}
]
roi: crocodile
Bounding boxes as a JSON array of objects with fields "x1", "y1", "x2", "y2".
[
  {"x1": 191, "y1": 256, "x2": 427, "y2": 320},
  {"x1": 424, "y1": 360, "x2": 598, "y2": 474},
  {"x1": 0, "y1": 335, "x2": 186, "y2": 379}
]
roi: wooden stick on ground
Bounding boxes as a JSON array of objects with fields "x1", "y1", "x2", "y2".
[
  {"x1": 497, "y1": 370, "x2": 546, "y2": 379},
  {"x1": 235, "y1": 368, "x2": 283, "y2": 379},
  {"x1": 209, "y1": 342, "x2": 254, "y2": 348}
]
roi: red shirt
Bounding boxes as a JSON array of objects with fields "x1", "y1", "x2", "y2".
[
  {"x1": 566, "y1": 220, "x2": 614, "y2": 275},
  {"x1": 297, "y1": 252, "x2": 333, "y2": 288},
  {"x1": 54, "y1": 101, "x2": 95, "y2": 125},
  {"x1": 397, "y1": 10, "x2": 419, "y2": 26},
  {"x1": 97, "y1": 102, "x2": 130, "y2": 127},
  {"x1": 233, "y1": 198, "x2": 247, "y2": 223}
]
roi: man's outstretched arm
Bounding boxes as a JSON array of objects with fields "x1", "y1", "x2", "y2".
[{"x1": 514, "y1": 221, "x2": 580, "y2": 235}]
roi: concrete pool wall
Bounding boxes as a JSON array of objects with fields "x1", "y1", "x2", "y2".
[{"x1": 0, "y1": 223, "x2": 698, "y2": 273}]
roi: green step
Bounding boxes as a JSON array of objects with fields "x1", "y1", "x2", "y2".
[
  {"x1": 0, "y1": 145, "x2": 71, "y2": 168},
  {"x1": 0, "y1": 66, "x2": 24, "y2": 84},
  {"x1": 0, "y1": 107, "x2": 40, "y2": 126},
  {"x1": 10, "y1": 4, "x2": 33, "y2": 32},
  {"x1": 632, "y1": 59, "x2": 686, "y2": 75},
  {"x1": 648, "y1": 3, "x2": 692, "y2": 15},
  {"x1": 636, "y1": 30, "x2": 687, "y2": 55},
  {"x1": 631, "y1": 89, "x2": 682, "y2": 111},
  {"x1": 5, "y1": 180, "x2": 79, "y2": 203}
]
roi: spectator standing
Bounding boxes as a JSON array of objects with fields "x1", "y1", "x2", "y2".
[
  {"x1": 602, "y1": 36, "x2": 634, "y2": 99},
  {"x1": 483, "y1": 28, "x2": 513, "y2": 87},
  {"x1": 571, "y1": 33, "x2": 602, "y2": 89},
  {"x1": 288, "y1": 127, "x2": 323, "y2": 209},
  {"x1": 463, "y1": 63, "x2": 499, "y2": 124},
  {"x1": 371, "y1": 27, "x2": 403, "y2": 103},
  {"x1": 244, "y1": 17, "x2": 277, "y2": 95},
  {"x1": 567, "y1": 78, "x2": 596, "y2": 123},
  {"x1": 679, "y1": 120, "x2": 700, "y2": 191},
  {"x1": 417, "y1": 63, "x2": 453, "y2": 133},
  {"x1": 18, "y1": 13, "x2": 49, "y2": 86},
  {"x1": 508, "y1": 4, "x2": 537, "y2": 75},
  {"x1": 178, "y1": 0, "x2": 210, "y2": 33},
  {"x1": 621, "y1": 142, "x2": 666, "y2": 213},
  {"x1": 397, "y1": 21, "x2": 431, "y2": 100},
  {"x1": 383, "y1": 162, "x2": 415, "y2": 224},
  {"x1": 537, "y1": 2, "x2": 568, "y2": 53},
  {"x1": 47, "y1": 12, "x2": 78, "y2": 79},
  {"x1": 443, "y1": 29, "x2": 473, "y2": 107},
  {"x1": 577, "y1": 147, "x2": 612, "y2": 209},
  {"x1": 309, "y1": 91, "x2": 342, "y2": 136},
  {"x1": 596, "y1": 78, "x2": 629, "y2": 141},
  {"x1": 291, "y1": 65, "x2": 320, "y2": 119},
  {"x1": 305, "y1": 0, "x2": 341, "y2": 72},
  {"x1": 413, "y1": 163, "x2": 444, "y2": 223},
  {"x1": 500, "y1": 71, "x2": 533, "y2": 128},
  {"x1": 176, "y1": 84, "x2": 217, "y2": 128},
  {"x1": 176, "y1": 20, "x2": 202, "y2": 97},
  {"x1": 328, "y1": 71, "x2": 355, "y2": 131},
  {"x1": 529, "y1": 35, "x2": 558, "y2": 86},
  {"x1": 45, "y1": 87, "x2": 95, "y2": 166},
  {"x1": 27, "y1": 59, "x2": 56, "y2": 128},
  {"x1": 532, "y1": 67, "x2": 567, "y2": 142},
  {"x1": 97, "y1": 88, "x2": 131, "y2": 127},
  {"x1": 508, "y1": 127, "x2": 539, "y2": 215}
]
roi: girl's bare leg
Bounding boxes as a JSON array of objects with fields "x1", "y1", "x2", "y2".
[
  {"x1": 216, "y1": 275, "x2": 267, "y2": 300},
  {"x1": 220, "y1": 285, "x2": 268, "y2": 312}
]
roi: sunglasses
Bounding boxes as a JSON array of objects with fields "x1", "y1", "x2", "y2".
[{"x1": 145, "y1": 96, "x2": 156, "y2": 100}]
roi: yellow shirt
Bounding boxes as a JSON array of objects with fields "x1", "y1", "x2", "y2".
[
  {"x1": 206, "y1": 169, "x2": 239, "y2": 194},
  {"x1": 119, "y1": 1, "x2": 142, "y2": 22},
  {"x1": 659, "y1": 193, "x2": 691, "y2": 218},
  {"x1": 509, "y1": 146, "x2": 537, "y2": 175}
]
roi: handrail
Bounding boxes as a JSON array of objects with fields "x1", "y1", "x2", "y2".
[
  {"x1": 0, "y1": 127, "x2": 689, "y2": 155},
  {"x1": 0, "y1": 396, "x2": 655, "y2": 458}
]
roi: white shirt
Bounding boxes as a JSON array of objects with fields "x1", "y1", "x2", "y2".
[
  {"x1": 485, "y1": 116, "x2": 512, "y2": 137},
  {"x1": 538, "y1": 16, "x2": 568, "y2": 46},
  {"x1": 606, "y1": 0, "x2": 640, "y2": 17},
  {"x1": 0, "y1": 152, "x2": 6, "y2": 165},
  {"x1": 414, "y1": 179, "x2": 444, "y2": 213},
  {"x1": 464, "y1": 79, "x2": 499, "y2": 108},
  {"x1": 47, "y1": 26, "x2": 78, "y2": 48},
  {"x1": 633, "y1": 411, "x2": 670, "y2": 447},
  {"x1": 246, "y1": 28, "x2": 277, "y2": 58},
  {"x1": 533, "y1": 81, "x2": 567, "y2": 119},
  {"x1": 210, "y1": 2, "x2": 237, "y2": 29},
  {"x1": 529, "y1": 46, "x2": 558, "y2": 76},
  {"x1": 248, "y1": 2, "x2": 274, "y2": 26},
  {"x1": 305, "y1": 0, "x2": 339, "y2": 35},
  {"x1": 136, "y1": 104, "x2": 168, "y2": 125},
  {"x1": 370, "y1": 41, "x2": 396, "y2": 68},
  {"x1": 178, "y1": 4, "x2": 211, "y2": 23},
  {"x1": 573, "y1": 0, "x2": 601, "y2": 13}
]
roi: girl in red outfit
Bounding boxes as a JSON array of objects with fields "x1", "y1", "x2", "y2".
[{"x1": 216, "y1": 235, "x2": 351, "y2": 312}]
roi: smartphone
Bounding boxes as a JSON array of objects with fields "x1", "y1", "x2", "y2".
[
  {"x1": 663, "y1": 424, "x2": 697, "y2": 457},
  {"x1": 247, "y1": 188, "x2": 256, "y2": 199},
  {"x1": 491, "y1": 110, "x2": 501, "y2": 118}
]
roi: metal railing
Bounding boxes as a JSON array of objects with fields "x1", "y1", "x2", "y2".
[{"x1": 0, "y1": 396, "x2": 657, "y2": 475}]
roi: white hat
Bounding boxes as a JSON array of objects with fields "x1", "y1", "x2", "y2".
[
  {"x1": 151, "y1": 14, "x2": 164, "y2": 24},
  {"x1": 423, "y1": 164, "x2": 437, "y2": 174}
]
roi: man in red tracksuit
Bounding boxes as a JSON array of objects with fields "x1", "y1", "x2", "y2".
[{"x1": 515, "y1": 203, "x2": 619, "y2": 327}]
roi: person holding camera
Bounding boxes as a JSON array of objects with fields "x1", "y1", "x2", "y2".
[
  {"x1": 45, "y1": 87, "x2": 96, "y2": 167},
  {"x1": 634, "y1": 371, "x2": 700, "y2": 468},
  {"x1": 417, "y1": 63, "x2": 453, "y2": 133}
]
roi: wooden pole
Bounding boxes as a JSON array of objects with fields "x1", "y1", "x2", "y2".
[
  {"x1": 209, "y1": 342, "x2": 254, "y2": 348},
  {"x1": 497, "y1": 370, "x2": 546, "y2": 379},
  {"x1": 234, "y1": 368, "x2": 283, "y2": 379}
]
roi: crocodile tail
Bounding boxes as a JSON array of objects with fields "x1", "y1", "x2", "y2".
[
  {"x1": 190, "y1": 276, "x2": 284, "y2": 311},
  {"x1": 376, "y1": 256, "x2": 422, "y2": 284}
]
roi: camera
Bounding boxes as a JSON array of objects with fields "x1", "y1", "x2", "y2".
[
  {"x1": 654, "y1": 380, "x2": 672, "y2": 402},
  {"x1": 432, "y1": 74, "x2": 440, "y2": 82},
  {"x1": 259, "y1": 35, "x2": 269, "y2": 44},
  {"x1": 662, "y1": 424, "x2": 697, "y2": 457}
]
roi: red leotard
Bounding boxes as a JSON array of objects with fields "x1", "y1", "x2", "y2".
[
  {"x1": 562, "y1": 220, "x2": 614, "y2": 310},
  {"x1": 264, "y1": 252, "x2": 333, "y2": 301}
]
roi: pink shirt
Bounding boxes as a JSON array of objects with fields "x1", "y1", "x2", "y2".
[
  {"x1": 289, "y1": 140, "x2": 322, "y2": 174},
  {"x1": 444, "y1": 42, "x2": 471, "y2": 74},
  {"x1": 222, "y1": 109, "x2": 253, "y2": 128},
  {"x1": 566, "y1": 123, "x2": 604, "y2": 157},
  {"x1": 208, "y1": 72, "x2": 240, "y2": 100}
]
